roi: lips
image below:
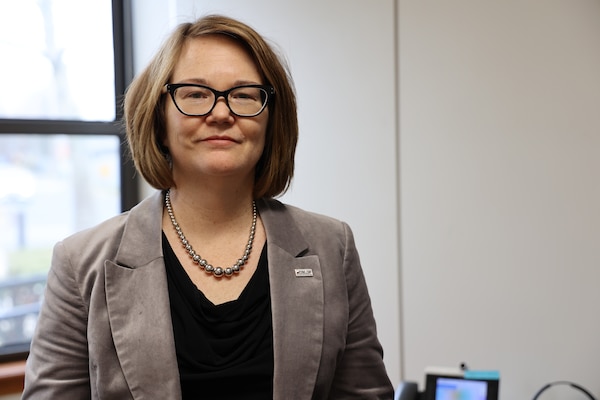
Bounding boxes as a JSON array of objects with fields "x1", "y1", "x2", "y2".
[{"x1": 201, "y1": 135, "x2": 239, "y2": 143}]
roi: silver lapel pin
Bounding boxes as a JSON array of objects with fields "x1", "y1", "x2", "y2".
[{"x1": 294, "y1": 268, "x2": 313, "y2": 277}]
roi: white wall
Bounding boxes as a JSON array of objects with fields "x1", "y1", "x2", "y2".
[
  {"x1": 132, "y1": 2, "x2": 600, "y2": 398},
  {"x1": 399, "y1": 1, "x2": 600, "y2": 399},
  {"x1": 132, "y1": 0, "x2": 401, "y2": 383}
]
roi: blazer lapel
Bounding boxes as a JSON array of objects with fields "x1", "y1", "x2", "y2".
[
  {"x1": 105, "y1": 193, "x2": 181, "y2": 399},
  {"x1": 258, "y1": 199, "x2": 324, "y2": 399}
]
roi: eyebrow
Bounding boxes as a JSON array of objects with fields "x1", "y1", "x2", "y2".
[{"x1": 174, "y1": 78, "x2": 263, "y2": 87}]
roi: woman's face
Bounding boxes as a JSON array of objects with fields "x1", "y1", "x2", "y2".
[{"x1": 163, "y1": 35, "x2": 268, "y2": 187}]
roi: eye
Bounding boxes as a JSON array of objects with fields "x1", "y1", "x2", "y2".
[
  {"x1": 177, "y1": 86, "x2": 211, "y2": 100},
  {"x1": 230, "y1": 87, "x2": 262, "y2": 102}
]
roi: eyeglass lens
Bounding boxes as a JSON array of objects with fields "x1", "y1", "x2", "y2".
[{"x1": 172, "y1": 86, "x2": 268, "y2": 116}]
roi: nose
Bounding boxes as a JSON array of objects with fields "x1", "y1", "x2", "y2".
[{"x1": 207, "y1": 96, "x2": 233, "y2": 121}]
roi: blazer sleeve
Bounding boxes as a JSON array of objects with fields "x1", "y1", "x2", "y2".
[
  {"x1": 22, "y1": 240, "x2": 92, "y2": 399},
  {"x1": 327, "y1": 222, "x2": 394, "y2": 399}
]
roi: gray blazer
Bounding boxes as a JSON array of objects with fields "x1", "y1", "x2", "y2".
[{"x1": 23, "y1": 192, "x2": 393, "y2": 399}]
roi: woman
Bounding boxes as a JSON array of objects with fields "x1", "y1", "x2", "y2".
[{"x1": 23, "y1": 15, "x2": 393, "y2": 399}]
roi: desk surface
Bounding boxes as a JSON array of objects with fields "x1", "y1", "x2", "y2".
[{"x1": 0, "y1": 360, "x2": 25, "y2": 395}]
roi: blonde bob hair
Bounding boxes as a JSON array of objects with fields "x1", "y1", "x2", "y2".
[{"x1": 124, "y1": 15, "x2": 298, "y2": 199}]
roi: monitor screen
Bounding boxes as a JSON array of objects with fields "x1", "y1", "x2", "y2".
[
  {"x1": 435, "y1": 377, "x2": 487, "y2": 400},
  {"x1": 425, "y1": 372, "x2": 499, "y2": 400}
]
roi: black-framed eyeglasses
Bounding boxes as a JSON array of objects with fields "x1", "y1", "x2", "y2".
[{"x1": 164, "y1": 83, "x2": 275, "y2": 117}]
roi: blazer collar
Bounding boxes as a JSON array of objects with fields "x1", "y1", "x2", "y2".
[
  {"x1": 256, "y1": 198, "x2": 309, "y2": 256},
  {"x1": 114, "y1": 191, "x2": 165, "y2": 269},
  {"x1": 113, "y1": 194, "x2": 311, "y2": 267}
]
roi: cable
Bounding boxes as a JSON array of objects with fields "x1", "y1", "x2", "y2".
[{"x1": 532, "y1": 380, "x2": 596, "y2": 400}]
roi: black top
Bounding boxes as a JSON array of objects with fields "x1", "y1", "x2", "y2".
[{"x1": 163, "y1": 233, "x2": 274, "y2": 399}]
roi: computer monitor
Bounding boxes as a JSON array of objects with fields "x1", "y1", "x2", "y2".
[{"x1": 424, "y1": 368, "x2": 499, "y2": 400}]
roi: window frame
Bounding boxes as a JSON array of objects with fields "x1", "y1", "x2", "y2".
[{"x1": 0, "y1": 0, "x2": 137, "y2": 362}]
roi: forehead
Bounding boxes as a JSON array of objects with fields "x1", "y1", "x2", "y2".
[{"x1": 171, "y1": 35, "x2": 262, "y2": 83}]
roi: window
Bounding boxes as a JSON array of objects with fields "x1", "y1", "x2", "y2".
[{"x1": 0, "y1": 0, "x2": 137, "y2": 360}]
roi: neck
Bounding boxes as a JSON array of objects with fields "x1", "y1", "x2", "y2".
[
  {"x1": 165, "y1": 184, "x2": 254, "y2": 227},
  {"x1": 170, "y1": 170, "x2": 255, "y2": 213}
]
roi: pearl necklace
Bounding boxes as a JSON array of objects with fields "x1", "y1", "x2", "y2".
[{"x1": 164, "y1": 190, "x2": 257, "y2": 278}]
